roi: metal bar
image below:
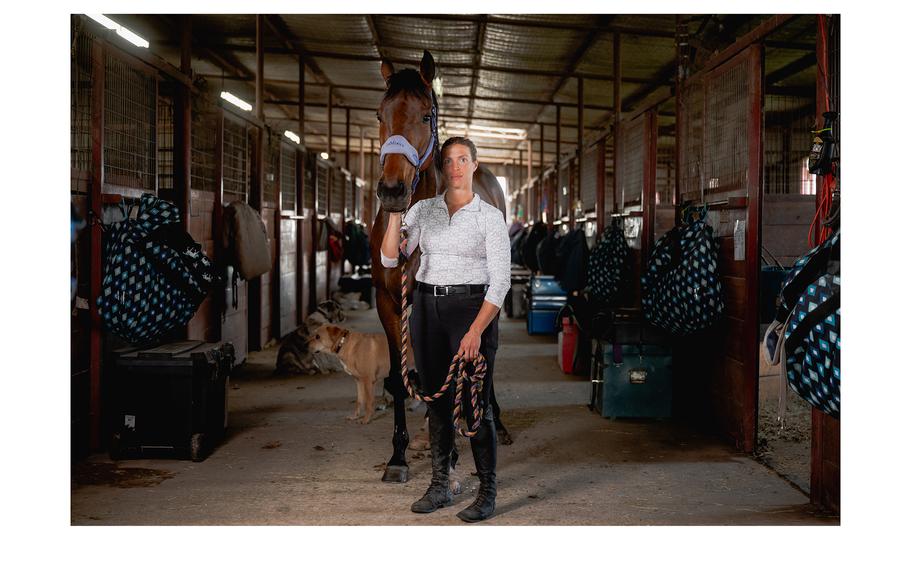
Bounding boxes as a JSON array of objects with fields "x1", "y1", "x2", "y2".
[{"x1": 274, "y1": 148, "x2": 283, "y2": 341}]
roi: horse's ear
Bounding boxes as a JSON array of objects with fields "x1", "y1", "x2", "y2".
[
  {"x1": 380, "y1": 59, "x2": 395, "y2": 84},
  {"x1": 419, "y1": 50, "x2": 436, "y2": 85}
]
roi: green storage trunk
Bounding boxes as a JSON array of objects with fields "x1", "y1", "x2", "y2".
[{"x1": 591, "y1": 340, "x2": 672, "y2": 419}]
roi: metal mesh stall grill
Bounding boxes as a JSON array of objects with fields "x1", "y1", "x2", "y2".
[
  {"x1": 558, "y1": 163, "x2": 570, "y2": 219},
  {"x1": 580, "y1": 145, "x2": 598, "y2": 212},
  {"x1": 316, "y1": 161, "x2": 329, "y2": 216},
  {"x1": 191, "y1": 108, "x2": 217, "y2": 193},
  {"x1": 620, "y1": 118, "x2": 645, "y2": 210},
  {"x1": 280, "y1": 143, "x2": 297, "y2": 212},
  {"x1": 103, "y1": 53, "x2": 157, "y2": 192},
  {"x1": 223, "y1": 116, "x2": 249, "y2": 203},
  {"x1": 344, "y1": 175, "x2": 355, "y2": 219},
  {"x1": 678, "y1": 78, "x2": 705, "y2": 200},
  {"x1": 763, "y1": 95, "x2": 815, "y2": 194},
  {"x1": 71, "y1": 25, "x2": 94, "y2": 194},
  {"x1": 656, "y1": 136, "x2": 675, "y2": 205},
  {"x1": 264, "y1": 133, "x2": 280, "y2": 206},
  {"x1": 157, "y1": 93, "x2": 174, "y2": 196},
  {"x1": 331, "y1": 167, "x2": 345, "y2": 215},
  {"x1": 704, "y1": 59, "x2": 750, "y2": 196}
]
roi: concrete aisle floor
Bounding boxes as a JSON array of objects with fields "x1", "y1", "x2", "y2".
[{"x1": 71, "y1": 308, "x2": 838, "y2": 525}]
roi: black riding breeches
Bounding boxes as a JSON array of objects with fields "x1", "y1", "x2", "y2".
[{"x1": 409, "y1": 283, "x2": 499, "y2": 415}]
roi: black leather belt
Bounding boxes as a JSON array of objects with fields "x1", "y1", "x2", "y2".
[{"x1": 416, "y1": 282, "x2": 488, "y2": 296}]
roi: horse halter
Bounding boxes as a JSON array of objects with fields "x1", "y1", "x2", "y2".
[{"x1": 378, "y1": 92, "x2": 438, "y2": 194}]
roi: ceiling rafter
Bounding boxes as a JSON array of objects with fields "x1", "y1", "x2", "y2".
[
  {"x1": 517, "y1": 16, "x2": 615, "y2": 157},
  {"x1": 467, "y1": 16, "x2": 488, "y2": 123}
]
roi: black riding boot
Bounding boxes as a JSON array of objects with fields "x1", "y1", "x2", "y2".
[
  {"x1": 410, "y1": 407, "x2": 454, "y2": 513},
  {"x1": 457, "y1": 405, "x2": 497, "y2": 523}
]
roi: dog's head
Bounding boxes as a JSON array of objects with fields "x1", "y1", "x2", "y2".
[
  {"x1": 307, "y1": 324, "x2": 348, "y2": 354},
  {"x1": 316, "y1": 300, "x2": 346, "y2": 323}
]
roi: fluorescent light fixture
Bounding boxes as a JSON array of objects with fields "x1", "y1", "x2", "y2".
[
  {"x1": 86, "y1": 14, "x2": 118, "y2": 29},
  {"x1": 86, "y1": 15, "x2": 149, "y2": 48},
  {"x1": 320, "y1": 152, "x2": 329, "y2": 160},
  {"x1": 442, "y1": 122, "x2": 527, "y2": 141},
  {"x1": 284, "y1": 130, "x2": 301, "y2": 144},
  {"x1": 116, "y1": 27, "x2": 149, "y2": 49},
  {"x1": 220, "y1": 91, "x2": 253, "y2": 112}
]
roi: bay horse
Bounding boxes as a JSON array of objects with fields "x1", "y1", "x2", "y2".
[{"x1": 370, "y1": 50, "x2": 511, "y2": 483}]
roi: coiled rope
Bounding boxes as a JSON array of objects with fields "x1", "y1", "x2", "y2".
[{"x1": 398, "y1": 224, "x2": 486, "y2": 437}]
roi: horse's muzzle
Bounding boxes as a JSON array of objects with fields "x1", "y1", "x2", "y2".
[{"x1": 376, "y1": 181, "x2": 411, "y2": 213}]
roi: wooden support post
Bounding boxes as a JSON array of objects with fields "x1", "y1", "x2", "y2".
[
  {"x1": 539, "y1": 124, "x2": 545, "y2": 222},
  {"x1": 176, "y1": 15, "x2": 192, "y2": 232},
  {"x1": 345, "y1": 107, "x2": 351, "y2": 171},
  {"x1": 88, "y1": 38, "x2": 105, "y2": 452},
  {"x1": 297, "y1": 55, "x2": 307, "y2": 320},
  {"x1": 214, "y1": 108, "x2": 225, "y2": 337},
  {"x1": 596, "y1": 138, "x2": 606, "y2": 233},
  {"x1": 572, "y1": 76, "x2": 583, "y2": 230},
  {"x1": 613, "y1": 33, "x2": 622, "y2": 213},
  {"x1": 249, "y1": 14, "x2": 265, "y2": 351},
  {"x1": 642, "y1": 110, "x2": 657, "y2": 258}
]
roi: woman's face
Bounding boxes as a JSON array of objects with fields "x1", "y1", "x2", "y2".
[{"x1": 442, "y1": 144, "x2": 477, "y2": 191}]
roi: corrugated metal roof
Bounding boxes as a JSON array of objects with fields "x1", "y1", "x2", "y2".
[{"x1": 112, "y1": 13, "x2": 804, "y2": 162}]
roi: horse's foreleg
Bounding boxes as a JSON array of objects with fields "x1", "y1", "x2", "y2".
[{"x1": 377, "y1": 289, "x2": 410, "y2": 483}]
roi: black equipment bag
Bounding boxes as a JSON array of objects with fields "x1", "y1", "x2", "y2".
[
  {"x1": 641, "y1": 211, "x2": 724, "y2": 335},
  {"x1": 521, "y1": 223, "x2": 548, "y2": 272},
  {"x1": 556, "y1": 228, "x2": 590, "y2": 293},
  {"x1": 536, "y1": 227, "x2": 563, "y2": 275}
]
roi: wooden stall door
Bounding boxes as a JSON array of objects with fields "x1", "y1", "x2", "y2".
[{"x1": 675, "y1": 45, "x2": 763, "y2": 453}]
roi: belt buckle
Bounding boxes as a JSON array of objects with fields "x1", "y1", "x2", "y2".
[{"x1": 433, "y1": 285, "x2": 448, "y2": 297}]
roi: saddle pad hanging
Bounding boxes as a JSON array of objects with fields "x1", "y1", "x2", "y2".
[
  {"x1": 642, "y1": 220, "x2": 724, "y2": 335},
  {"x1": 587, "y1": 223, "x2": 631, "y2": 305},
  {"x1": 96, "y1": 193, "x2": 215, "y2": 345}
]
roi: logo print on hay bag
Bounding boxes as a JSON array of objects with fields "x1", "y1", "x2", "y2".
[
  {"x1": 642, "y1": 219, "x2": 724, "y2": 335},
  {"x1": 96, "y1": 193, "x2": 216, "y2": 344}
]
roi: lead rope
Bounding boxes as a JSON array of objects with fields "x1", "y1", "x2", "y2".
[{"x1": 398, "y1": 223, "x2": 486, "y2": 438}]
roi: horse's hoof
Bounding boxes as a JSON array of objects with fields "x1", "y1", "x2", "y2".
[
  {"x1": 498, "y1": 430, "x2": 514, "y2": 446},
  {"x1": 382, "y1": 465, "x2": 409, "y2": 483}
]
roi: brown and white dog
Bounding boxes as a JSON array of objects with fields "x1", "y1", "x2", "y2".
[{"x1": 308, "y1": 324, "x2": 414, "y2": 424}]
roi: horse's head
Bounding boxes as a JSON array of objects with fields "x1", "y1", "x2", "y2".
[{"x1": 375, "y1": 50, "x2": 438, "y2": 213}]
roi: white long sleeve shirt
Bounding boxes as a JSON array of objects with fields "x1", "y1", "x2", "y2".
[{"x1": 381, "y1": 193, "x2": 512, "y2": 308}]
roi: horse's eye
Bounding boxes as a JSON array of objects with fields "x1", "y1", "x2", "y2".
[{"x1": 422, "y1": 114, "x2": 431, "y2": 123}]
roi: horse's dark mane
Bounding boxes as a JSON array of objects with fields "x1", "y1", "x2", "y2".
[{"x1": 383, "y1": 68, "x2": 432, "y2": 103}]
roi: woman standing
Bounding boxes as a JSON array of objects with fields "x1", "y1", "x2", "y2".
[{"x1": 380, "y1": 137, "x2": 511, "y2": 523}]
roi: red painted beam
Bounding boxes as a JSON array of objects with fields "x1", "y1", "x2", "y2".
[{"x1": 89, "y1": 38, "x2": 105, "y2": 452}]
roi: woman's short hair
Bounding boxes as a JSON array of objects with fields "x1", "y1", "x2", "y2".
[{"x1": 441, "y1": 136, "x2": 477, "y2": 162}]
